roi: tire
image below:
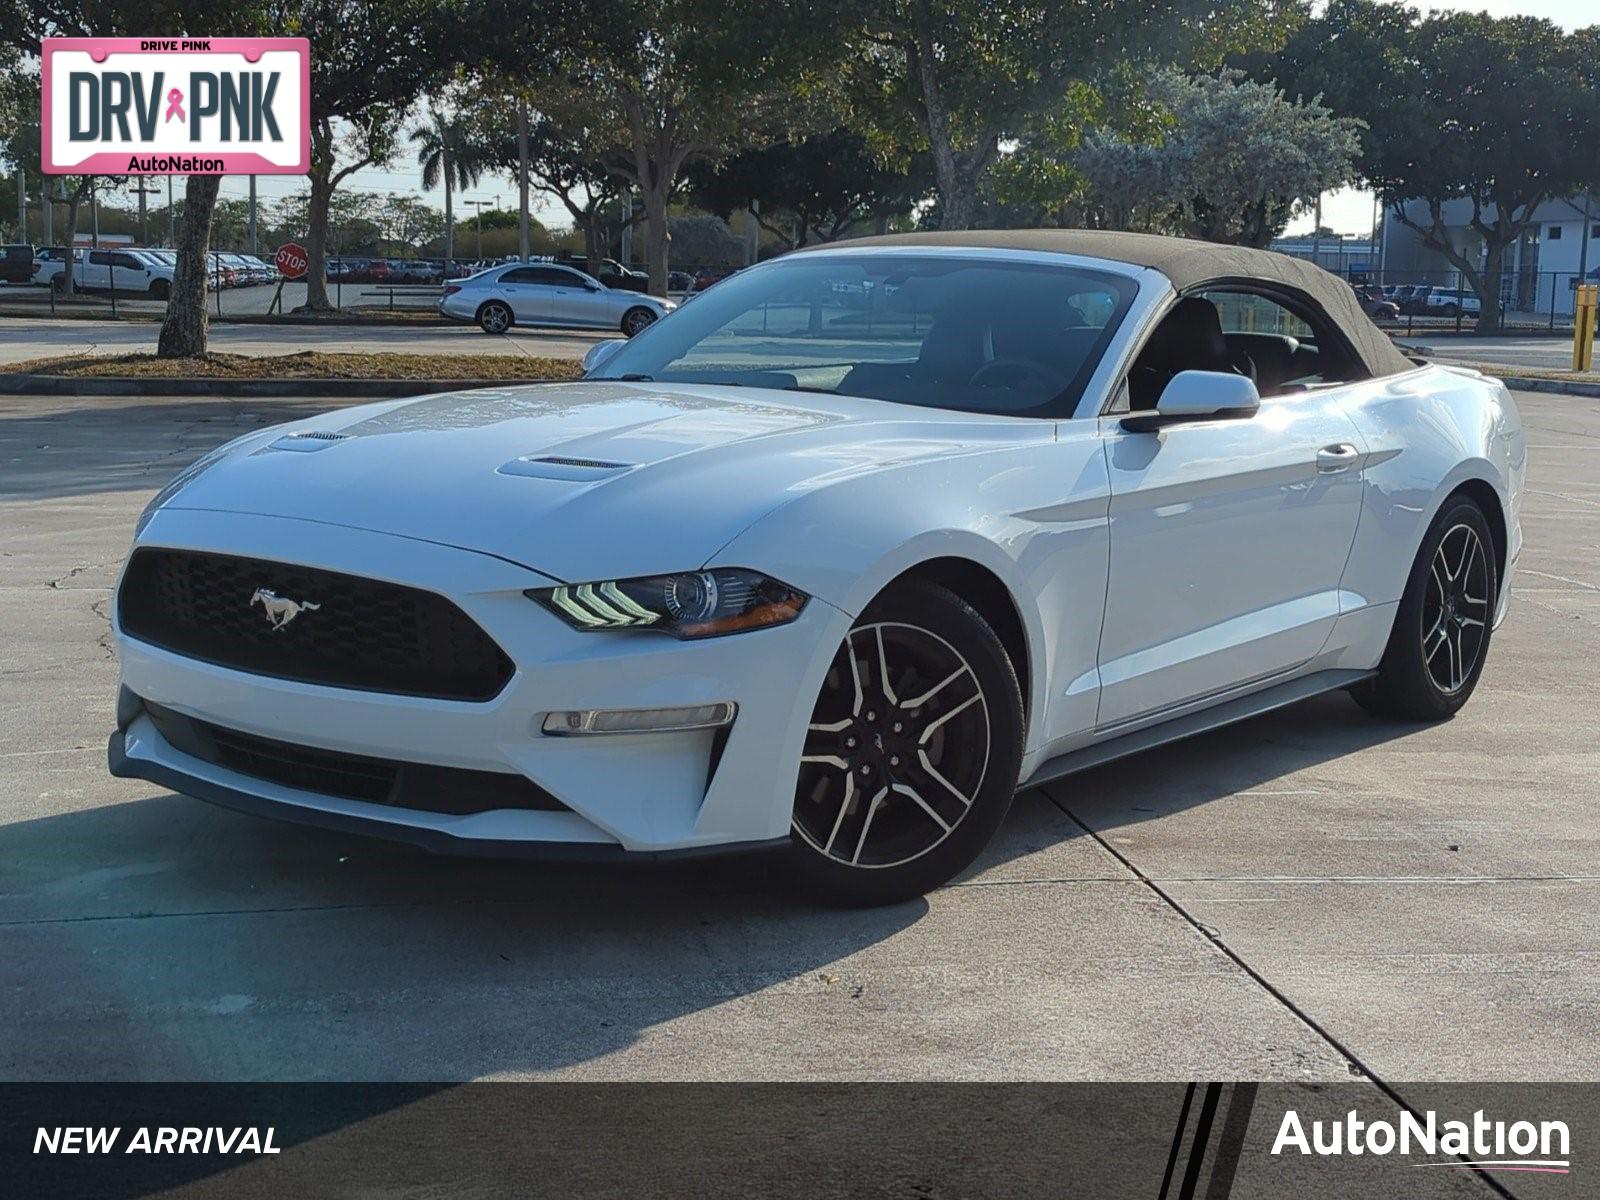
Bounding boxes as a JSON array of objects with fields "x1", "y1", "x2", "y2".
[
  {"x1": 787, "y1": 579, "x2": 1025, "y2": 906},
  {"x1": 148, "y1": 279, "x2": 170, "y2": 301},
  {"x1": 1441, "y1": 303, "x2": 1459, "y2": 317},
  {"x1": 621, "y1": 306, "x2": 656, "y2": 337},
  {"x1": 1352, "y1": 495, "x2": 1498, "y2": 722},
  {"x1": 478, "y1": 301, "x2": 513, "y2": 334}
]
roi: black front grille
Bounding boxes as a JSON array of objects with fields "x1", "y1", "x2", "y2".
[
  {"x1": 145, "y1": 702, "x2": 567, "y2": 814},
  {"x1": 118, "y1": 549, "x2": 514, "y2": 701}
]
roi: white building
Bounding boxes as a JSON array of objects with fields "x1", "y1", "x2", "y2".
[{"x1": 1381, "y1": 195, "x2": 1600, "y2": 318}]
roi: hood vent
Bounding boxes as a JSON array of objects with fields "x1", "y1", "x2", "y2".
[
  {"x1": 498, "y1": 454, "x2": 635, "y2": 482},
  {"x1": 268, "y1": 430, "x2": 353, "y2": 453}
]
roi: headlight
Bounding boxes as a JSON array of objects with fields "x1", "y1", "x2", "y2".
[{"x1": 528, "y1": 569, "x2": 807, "y2": 638}]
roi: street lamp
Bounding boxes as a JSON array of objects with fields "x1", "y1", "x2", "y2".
[{"x1": 464, "y1": 197, "x2": 497, "y2": 260}]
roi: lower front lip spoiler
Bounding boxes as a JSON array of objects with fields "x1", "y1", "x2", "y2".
[{"x1": 107, "y1": 731, "x2": 790, "y2": 864}]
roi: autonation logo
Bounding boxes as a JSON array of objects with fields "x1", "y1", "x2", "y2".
[{"x1": 1272, "y1": 1107, "x2": 1571, "y2": 1176}]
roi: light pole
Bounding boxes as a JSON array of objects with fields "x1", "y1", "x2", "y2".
[
  {"x1": 517, "y1": 101, "x2": 531, "y2": 263},
  {"x1": 464, "y1": 197, "x2": 495, "y2": 260},
  {"x1": 128, "y1": 179, "x2": 159, "y2": 245}
]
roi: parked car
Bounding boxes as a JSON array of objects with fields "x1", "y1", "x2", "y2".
[
  {"x1": 111, "y1": 230, "x2": 1524, "y2": 905},
  {"x1": 1422, "y1": 288, "x2": 1481, "y2": 318},
  {"x1": 30, "y1": 247, "x2": 76, "y2": 288},
  {"x1": 440, "y1": 262, "x2": 676, "y2": 335},
  {"x1": 557, "y1": 256, "x2": 649, "y2": 292},
  {"x1": 1, "y1": 244, "x2": 34, "y2": 284},
  {"x1": 690, "y1": 266, "x2": 739, "y2": 292},
  {"x1": 667, "y1": 270, "x2": 695, "y2": 293},
  {"x1": 388, "y1": 259, "x2": 438, "y2": 283},
  {"x1": 1350, "y1": 283, "x2": 1399, "y2": 322}
]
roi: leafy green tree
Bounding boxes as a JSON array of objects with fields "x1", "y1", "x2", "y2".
[
  {"x1": 687, "y1": 129, "x2": 929, "y2": 250},
  {"x1": 1074, "y1": 70, "x2": 1361, "y2": 246},
  {"x1": 498, "y1": 0, "x2": 849, "y2": 294},
  {"x1": 276, "y1": 0, "x2": 462, "y2": 310},
  {"x1": 1254, "y1": 0, "x2": 1600, "y2": 331},
  {"x1": 846, "y1": 0, "x2": 1296, "y2": 231}
]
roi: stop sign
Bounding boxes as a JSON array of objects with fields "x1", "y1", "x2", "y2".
[{"x1": 275, "y1": 242, "x2": 309, "y2": 280}]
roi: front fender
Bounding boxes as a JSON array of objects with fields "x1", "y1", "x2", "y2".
[{"x1": 710, "y1": 426, "x2": 1114, "y2": 761}]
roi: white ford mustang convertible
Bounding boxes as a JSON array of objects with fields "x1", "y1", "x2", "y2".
[{"x1": 109, "y1": 231, "x2": 1526, "y2": 904}]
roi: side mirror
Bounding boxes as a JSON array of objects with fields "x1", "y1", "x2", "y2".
[
  {"x1": 1121, "y1": 370, "x2": 1260, "y2": 433},
  {"x1": 582, "y1": 339, "x2": 626, "y2": 374}
]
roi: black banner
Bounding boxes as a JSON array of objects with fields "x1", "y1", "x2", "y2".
[{"x1": 1, "y1": 1083, "x2": 1591, "y2": 1198}]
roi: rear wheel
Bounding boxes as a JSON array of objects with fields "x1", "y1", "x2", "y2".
[
  {"x1": 1352, "y1": 496, "x2": 1497, "y2": 721},
  {"x1": 478, "y1": 301, "x2": 513, "y2": 334},
  {"x1": 621, "y1": 306, "x2": 656, "y2": 337},
  {"x1": 788, "y1": 580, "x2": 1024, "y2": 906}
]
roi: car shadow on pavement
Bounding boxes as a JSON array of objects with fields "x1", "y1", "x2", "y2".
[
  {"x1": 2, "y1": 689, "x2": 1423, "y2": 1084},
  {"x1": 1043, "y1": 690, "x2": 1426, "y2": 852}
]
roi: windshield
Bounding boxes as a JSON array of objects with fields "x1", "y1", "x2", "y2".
[{"x1": 591, "y1": 253, "x2": 1138, "y2": 417}]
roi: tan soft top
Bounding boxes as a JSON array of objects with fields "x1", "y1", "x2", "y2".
[{"x1": 802, "y1": 229, "x2": 1415, "y2": 379}]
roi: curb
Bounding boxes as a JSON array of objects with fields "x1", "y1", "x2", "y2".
[
  {"x1": 0, "y1": 374, "x2": 565, "y2": 398},
  {"x1": 1490, "y1": 374, "x2": 1600, "y2": 399}
]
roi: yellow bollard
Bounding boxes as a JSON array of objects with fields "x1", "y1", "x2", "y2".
[{"x1": 1575, "y1": 284, "x2": 1598, "y2": 373}]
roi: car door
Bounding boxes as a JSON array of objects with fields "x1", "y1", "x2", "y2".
[
  {"x1": 542, "y1": 267, "x2": 614, "y2": 327},
  {"x1": 495, "y1": 267, "x2": 555, "y2": 323},
  {"x1": 1095, "y1": 290, "x2": 1368, "y2": 728}
]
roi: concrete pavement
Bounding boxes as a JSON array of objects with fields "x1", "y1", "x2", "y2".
[
  {"x1": 0, "y1": 388, "x2": 1595, "y2": 1086},
  {"x1": 1410, "y1": 335, "x2": 1585, "y2": 373}
]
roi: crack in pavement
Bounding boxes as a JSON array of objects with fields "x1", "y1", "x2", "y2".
[{"x1": 1041, "y1": 786, "x2": 1523, "y2": 1199}]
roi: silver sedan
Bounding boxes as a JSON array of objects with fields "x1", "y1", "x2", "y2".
[{"x1": 439, "y1": 262, "x2": 677, "y2": 336}]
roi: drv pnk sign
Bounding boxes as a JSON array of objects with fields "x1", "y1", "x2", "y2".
[{"x1": 41, "y1": 38, "x2": 309, "y2": 175}]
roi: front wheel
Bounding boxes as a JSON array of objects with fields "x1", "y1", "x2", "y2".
[
  {"x1": 621, "y1": 306, "x2": 656, "y2": 337},
  {"x1": 1352, "y1": 495, "x2": 1497, "y2": 721},
  {"x1": 788, "y1": 580, "x2": 1024, "y2": 906},
  {"x1": 148, "y1": 279, "x2": 170, "y2": 301},
  {"x1": 478, "y1": 301, "x2": 513, "y2": 334}
]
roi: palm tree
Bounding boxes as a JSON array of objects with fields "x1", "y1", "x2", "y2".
[{"x1": 412, "y1": 109, "x2": 484, "y2": 275}]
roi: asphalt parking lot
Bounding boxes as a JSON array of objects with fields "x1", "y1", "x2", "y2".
[{"x1": 1, "y1": 386, "x2": 1596, "y2": 1086}]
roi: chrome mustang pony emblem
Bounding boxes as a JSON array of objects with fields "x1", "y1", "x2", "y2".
[{"x1": 250, "y1": 587, "x2": 321, "y2": 631}]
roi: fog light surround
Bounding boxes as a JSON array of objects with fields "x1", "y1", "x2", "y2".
[{"x1": 542, "y1": 702, "x2": 737, "y2": 736}]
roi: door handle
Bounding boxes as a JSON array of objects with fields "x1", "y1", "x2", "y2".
[{"x1": 1316, "y1": 443, "x2": 1360, "y2": 473}]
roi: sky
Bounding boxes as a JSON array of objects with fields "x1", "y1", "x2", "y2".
[{"x1": 202, "y1": 0, "x2": 1593, "y2": 243}]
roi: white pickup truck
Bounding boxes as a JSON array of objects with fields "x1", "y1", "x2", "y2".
[
  {"x1": 1420, "y1": 287, "x2": 1481, "y2": 317},
  {"x1": 31, "y1": 248, "x2": 178, "y2": 298}
]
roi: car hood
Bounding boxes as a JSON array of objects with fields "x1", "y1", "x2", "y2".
[{"x1": 159, "y1": 381, "x2": 1048, "y2": 582}]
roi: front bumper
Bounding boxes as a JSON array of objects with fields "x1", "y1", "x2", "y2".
[{"x1": 112, "y1": 506, "x2": 853, "y2": 856}]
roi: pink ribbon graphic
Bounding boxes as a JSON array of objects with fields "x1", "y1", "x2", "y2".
[{"x1": 164, "y1": 88, "x2": 185, "y2": 123}]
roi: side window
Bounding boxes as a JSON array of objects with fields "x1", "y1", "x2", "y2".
[
  {"x1": 89, "y1": 250, "x2": 111, "y2": 265},
  {"x1": 113, "y1": 253, "x2": 144, "y2": 269},
  {"x1": 498, "y1": 268, "x2": 542, "y2": 285},
  {"x1": 1194, "y1": 288, "x2": 1359, "y2": 399},
  {"x1": 531, "y1": 267, "x2": 585, "y2": 286}
]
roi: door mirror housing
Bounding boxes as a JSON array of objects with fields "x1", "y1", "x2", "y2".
[
  {"x1": 582, "y1": 339, "x2": 627, "y2": 374},
  {"x1": 1121, "y1": 370, "x2": 1260, "y2": 433}
]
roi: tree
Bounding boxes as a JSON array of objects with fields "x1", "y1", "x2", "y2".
[
  {"x1": 687, "y1": 129, "x2": 928, "y2": 250},
  {"x1": 279, "y1": 0, "x2": 461, "y2": 310},
  {"x1": 1074, "y1": 70, "x2": 1361, "y2": 247},
  {"x1": 501, "y1": 0, "x2": 849, "y2": 294},
  {"x1": 412, "y1": 105, "x2": 486, "y2": 273},
  {"x1": 1253, "y1": 0, "x2": 1600, "y2": 331},
  {"x1": 846, "y1": 0, "x2": 1295, "y2": 231}
]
